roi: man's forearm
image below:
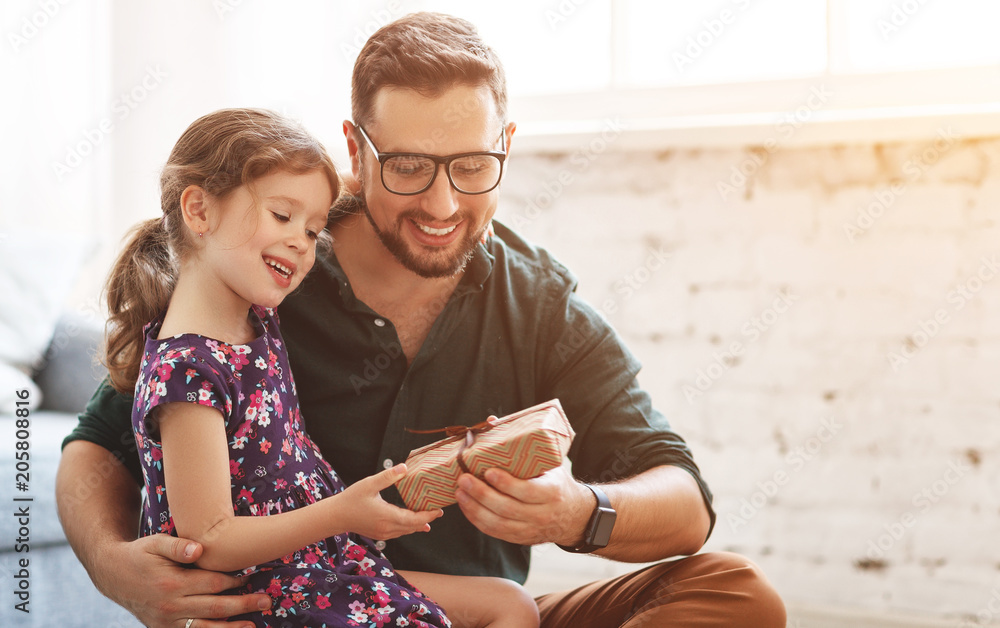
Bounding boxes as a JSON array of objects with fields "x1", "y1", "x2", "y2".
[
  {"x1": 595, "y1": 465, "x2": 711, "y2": 562},
  {"x1": 56, "y1": 440, "x2": 141, "y2": 587}
]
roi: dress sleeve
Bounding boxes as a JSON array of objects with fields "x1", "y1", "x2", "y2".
[
  {"x1": 133, "y1": 341, "x2": 235, "y2": 443},
  {"x1": 538, "y1": 287, "x2": 717, "y2": 537}
]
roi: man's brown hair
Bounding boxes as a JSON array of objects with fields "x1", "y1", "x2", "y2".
[{"x1": 351, "y1": 12, "x2": 508, "y2": 129}]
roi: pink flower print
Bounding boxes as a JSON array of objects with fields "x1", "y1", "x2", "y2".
[
  {"x1": 373, "y1": 589, "x2": 391, "y2": 607},
  {"x1": 344, "y1": 543, "x2": 366, "y2": 562},
  {"x1": 154, "y1": 381, "x2": 168, "y2": 398},
  {"x1": 349, "y1": 583, "x2": 364, "y2": 595},
  {"x1": 399, "y1": 590, "x2": 411, "y2": 600},
  {"x1": 396, "y1": 618, "x2": 410, "y2": 627},
  {"x1": 236, "y1": 488, "x2": 254, "y2": 504},
  {"x1": 229, "y1": 458, "x2": 246, "y2": 480},
  {"x1": 254, "y1": 356, "x2": 267, "y2": 370},
  {"x1": 232, "y1": 436, "x2": 247, "y2": 450},
  {"x1": 230, "y1": 347, "x2": 250, "y2": 370},
  {"x1": 160, "y1": 518, "x2": 175, "y2": 535},
  {"x1": 373, "y1": 608, "x2": 394, "y2": 627},
  {"x1": 260, "y1": 439, "x2": 271, "y2": 454},
  {"x1": 150, "y1": 447, "x2": 162, "y2": 462},
  {"x1": 357, "y1": 556, "x2": 376, "y2": 576},
  {"x1": 281, "y1": 439, "x2": 293, "y2": 455},
  {"x1": 155, "y1": 485, "x2": 165, "y2": 502},
  {"x1": 185, "y1": 368, "x2": 198, "y2": 383},
  {"x1": 265, "y1": 577, "x2": 282, "y2": 597},
  {"x1": 273, "y1": 477, "x2": 288, "y2": 491},
  {"x1": 316, "y1": 594, "x2": 331, "y2": 610},
  {"x1": 280, "y1": 598, "x2": 294, "y2": 610},
  {"x1": 198, "y1": 384, "x2": 213, "y2": 405},
  {"x1": 155, "y1": 362, "x2": 173, "y2": 382}
]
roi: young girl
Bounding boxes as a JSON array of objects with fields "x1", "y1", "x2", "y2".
[{"x1": 103, "y1": 108, "x2": 538, "y2": 628}]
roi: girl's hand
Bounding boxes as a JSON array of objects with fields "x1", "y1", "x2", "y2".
[{"x1": 337, "y1": 464, "x2": 443, "y2": 540}]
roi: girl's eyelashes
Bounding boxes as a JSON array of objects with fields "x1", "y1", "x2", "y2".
[
  {"x1": 271, "y1": 211, "x2": 290, "y2": 223},
  {"x1": 306, "y1": 229, "x2": 319, "y2": 240}
]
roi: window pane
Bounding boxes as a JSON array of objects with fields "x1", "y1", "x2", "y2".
[
  {"x1": 618, "y1": 0, "x2": 827, "y2": 87},
  {"x1": 838, "y1": 0, "x2": 1000, "y2": 73},
  {"x1": 411, "y1": 0, "x2": 613, "y2": 95}
]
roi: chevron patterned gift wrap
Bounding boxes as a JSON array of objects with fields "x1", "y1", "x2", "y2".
[{"x1": 395, "y1": 399, "x2": 575, "y2": 511}]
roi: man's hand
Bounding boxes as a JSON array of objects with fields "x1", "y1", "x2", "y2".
[
  {"x1": 453, "y1": 462, "x2": 594, "y2": 547},
  {"x1": 97, "y1": 534, "x2": 270, "y2": 628}
]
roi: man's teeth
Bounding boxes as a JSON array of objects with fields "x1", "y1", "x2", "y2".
[
  {"x1": 266, "y1": 259, "x2": 291, "y2": 277},
  {"x1": 416, "y1": 223, "x2": 457, "y2": 236}
]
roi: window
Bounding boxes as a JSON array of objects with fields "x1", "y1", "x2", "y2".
[{"x1": 419, "y1": 0, "x2": 1000, "y2": 148}]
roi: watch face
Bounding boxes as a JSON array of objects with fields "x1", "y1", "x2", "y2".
[{"x1": 591, "y1": 507, "x2": 617, "y2": 547}]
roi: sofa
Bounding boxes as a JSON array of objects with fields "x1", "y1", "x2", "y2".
[{"x1": 0, "y1": 309, "x2": 143, "y2": 628}]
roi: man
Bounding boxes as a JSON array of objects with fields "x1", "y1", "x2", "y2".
[{"x1": 57, "y1": 12, "x2": 785, "y2": 627}]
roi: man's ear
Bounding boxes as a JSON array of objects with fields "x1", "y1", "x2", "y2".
[
  {"x1": 343, "y1": 120, "x2": 362, "y2": 181},
  {"x1": 505, "y1": 121, "x2": 517, "y2": 154},
  {"x1": 179, "y1": 185, "x2": 210, "y2": 236}
]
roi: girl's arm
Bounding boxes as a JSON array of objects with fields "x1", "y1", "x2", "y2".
[
  {"x1": 397, "y1": 571, "x2": 539, "y2": 628},
  {"x1": 158, "y1": 401, "x2": 440, "y2": 573}
]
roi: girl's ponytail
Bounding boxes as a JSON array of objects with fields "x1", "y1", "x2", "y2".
[{"x1": 103, "y1": 218, "x2": 176, "y2": 394}]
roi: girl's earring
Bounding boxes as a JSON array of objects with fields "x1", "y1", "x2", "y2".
[{"x1": 198, "y1": 231, "x2": 204, "y2": 238}]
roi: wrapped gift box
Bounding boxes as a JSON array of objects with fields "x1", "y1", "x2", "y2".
[{"x1": 396, "y1": 399, "x2": 575, "y2": 511}]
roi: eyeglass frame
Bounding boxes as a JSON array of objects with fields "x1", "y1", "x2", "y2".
[{"x1": 355, "y1": 124, "x2": 508, "y2": 196}]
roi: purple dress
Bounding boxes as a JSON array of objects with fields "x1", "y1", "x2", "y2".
[{"x1": 132, "y1": 306, "x2": 451, "y2": 628}]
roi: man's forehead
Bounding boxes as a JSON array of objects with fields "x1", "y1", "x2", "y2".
[{"x1": 368, "y1": 84, "x2": 501, "y2": 151}]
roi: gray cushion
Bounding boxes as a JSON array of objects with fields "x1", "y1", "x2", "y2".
[{"x1": 35, "y1": 311, "x2": 106, "y2": 414}]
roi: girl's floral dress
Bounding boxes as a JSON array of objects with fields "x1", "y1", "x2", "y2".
[{"x1": 132, "y1": 306, "x2": 451, "y2": 628}]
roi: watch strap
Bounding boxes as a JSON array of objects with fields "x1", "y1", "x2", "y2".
[{"x1": 556, "y1": 483, "x2": 614, "y2": 554}]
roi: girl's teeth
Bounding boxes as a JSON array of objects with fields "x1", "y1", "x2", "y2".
[
  {"x1": 416, "y1": 223, "x2": 457, "y2": 236},
  {"x1": 266, "y1": 259, "x2": 291, "y2": 276}
]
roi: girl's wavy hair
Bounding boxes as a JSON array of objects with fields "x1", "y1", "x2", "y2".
[{"x1": 103, "y1": 108, "x2": 339, "y2": 394}]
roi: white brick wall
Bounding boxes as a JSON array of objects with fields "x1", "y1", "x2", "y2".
[{"x1": 502, "y1": 136, "x2": 1000, "y2": 623}]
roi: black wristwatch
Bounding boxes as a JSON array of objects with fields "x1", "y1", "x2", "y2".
[{"x1": 557, "y1": 483, "x2": 617, "y2": 553}]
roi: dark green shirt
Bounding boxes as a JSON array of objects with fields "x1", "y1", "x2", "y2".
[{"x1": 65, "y1": 220, "x2": 715, "y2": 583}]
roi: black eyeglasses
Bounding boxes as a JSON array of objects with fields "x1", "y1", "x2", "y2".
[{"x1": 356, "y1": 125, "x2": 507, "y2": 195}]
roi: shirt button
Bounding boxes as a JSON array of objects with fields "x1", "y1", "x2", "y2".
[
  {"x1": 374, "y1": 318, "x2": 386, "y2": 327},
  {"x1": 382, "y1": 458, "x2": 394, "y2": 470},
  {"x1": 374, "y1": 540, "x2": 387, "y2": 551}
]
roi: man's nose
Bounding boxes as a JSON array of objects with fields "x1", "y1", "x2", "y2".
[{"x1": 419, "y1": 164, "x2": 460, "y2": 220}]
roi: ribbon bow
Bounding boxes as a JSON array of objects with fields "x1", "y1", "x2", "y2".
[{"x1": 405, "y1": 416, "x2": 501, "y2": 475}]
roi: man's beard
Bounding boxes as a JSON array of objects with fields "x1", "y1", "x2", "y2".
[{"x1": 356, "y1": 191, "x2": 481, "y2": 279}]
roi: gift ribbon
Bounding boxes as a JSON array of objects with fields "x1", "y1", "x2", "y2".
[{"x1": 405, "y1": 417, "x2": 500, "y2": 475}]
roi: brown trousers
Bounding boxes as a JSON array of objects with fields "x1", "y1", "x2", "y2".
[{"x1": 535, "y1": 552, "x2": 786, "y2": 628}]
